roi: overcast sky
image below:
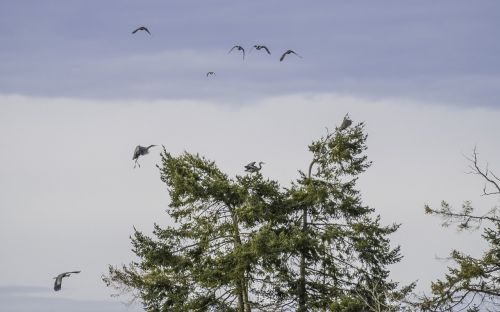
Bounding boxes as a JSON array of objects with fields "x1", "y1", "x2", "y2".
[{"x1": 1, "y1": 1, "x2": 500, "y2": 311}]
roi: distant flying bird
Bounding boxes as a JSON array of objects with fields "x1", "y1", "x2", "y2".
[
  {"x1": 133, "y1": 145, "x2": 156, "y2": 168},
  {"x1": 279, "y1": 50, "x2": 302, "y2": 62},
  {"x1": 206, "y1": 71, "x2": 216, "y2": 77},
  {"x1": 132, "y1": 26, "x2": 151, "y2": 35},
  {"x1": 53, "y1": 271, "x2": 81, "y2": 291},
  {"x1": 229, "y1": 45, "x2": 245, "y2": 60},
  {"x1": 251, "y1": 45, "x2": 271, "y2": 55},
  {"x1": 245, "y1": 161, "x2": 265, "y2": 173},
  {"x1": 339, "y1": 114, "x2": 352, "y2": 131}
]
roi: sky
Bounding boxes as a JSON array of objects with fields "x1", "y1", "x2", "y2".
[{"x1": 0, "y1": 1, "x2": 499, "y2": 311}]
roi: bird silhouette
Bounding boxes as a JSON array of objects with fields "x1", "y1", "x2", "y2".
[
  {"x1": 132, "y1": 26, "x2": 151, "y2": 35},
  {"x1": 245, "y1": 161, "x2": 265, "y2": 173},
  {"x1": 53, "y1": 271, "x2": 81, "y2": 291},
  {"x1": 133, "y1": 145, "x2": 156, "y2": 168},
  {"x1": 229, "y1": 45, "x2": 245, "y2": 60},
  {"x1": 279, "y1": 50, "x2": 302, "y2": 62},
  {"x1": 339, "y1": 114, "x2": 352, "y2": 131},
  {"x1": 251, "y1": 45, "x2": 271, "y2": 55},
  {"x1": 206, "y1": 71, "x2": 216, "y2": 77}
]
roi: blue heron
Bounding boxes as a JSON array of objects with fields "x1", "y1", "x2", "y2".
[
  {"x1": 229, "y1": 45, "x2": 245, "y2": 60},
  {"x1": 339, "y1": 114, "x2": 352, "y2": 131},
  {"x1": 251, "y1": 45, "x2": 271, "y2": 55},
  {"x1": 280, "y1": 50, "x2": 302, "y2": 62},
  {"x1": 132, "y1": 26, "x2": 151, "y2": 35},
  {"x1": 133, "y1": 145, "x2": 156, "y2": 168},
  {"x1": 53, "y1": 271, "x2": 81, "y2": 291},
  {"x1": 245, "y1": 161, "x2": 265, "y2": 173}
]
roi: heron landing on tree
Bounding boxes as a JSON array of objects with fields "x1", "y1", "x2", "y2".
[
  {"x1": 133, "y1": 145, "x2": 156, "y2": 168},
  {"x1": 339, "y1": 114, "x2": 352, "y2": 131},
  {"x1": 53, "y1": 271, "x2": 81, "y2": 291},
  {"x1": 244, "y1": 161, "x2": 265, "y2": 173}
]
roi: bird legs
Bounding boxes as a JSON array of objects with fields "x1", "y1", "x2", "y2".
[{"x1": 134, "y1": 159, "x2": 141, "y2": 169}]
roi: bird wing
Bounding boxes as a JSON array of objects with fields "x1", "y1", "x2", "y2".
[
  {"x1": 290, "y1": 50, "x2": 302, "y2": 58},
  {"x1": 133, "y1": 146, "x2": 141, "y2": 160},
  {"x1": 144, "y1": 27, "x2": 151, "y2": 35},
  {"x1": 132, "y1": 28, "x2": 139, "y2": 34},
  {"x1": 228, "y1": 46, "x2": 238, "y2": 54},
  {"x1": 241, "y1": 47, "x2": 245, "y2": 59},
  {"x1": 245, "y1": 161, "x2": 256, "y2": 169},
  {"x1": 53, "y1": 276, "x2": 63, "y2": 291},
  {"x1": 262, "y1": 46, "x2": 271, "y2": 54},
  {"x1": 280, "y1": 52, "x2": 287, "y2": 62},
  {"x1": 68, "y1": 271, "x2": 81, "y2": 274}
]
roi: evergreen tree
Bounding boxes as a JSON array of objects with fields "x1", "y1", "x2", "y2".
[
  {"x1": 103, "y1": 119, "x2": 411, "y2": 311},
  {"x1": 265, "y1": 121, "x2": 412, "y2": 311},
  {"x1": 419, "y1": 148, "x2": 500, "y2": 312}
]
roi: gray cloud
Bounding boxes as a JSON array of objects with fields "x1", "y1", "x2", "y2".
[{"x1": 0, "y1": 0, "x2": 499, "y2": 107}]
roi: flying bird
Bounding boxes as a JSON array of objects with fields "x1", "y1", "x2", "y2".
[
  {"x1": 132, "y1": 26, "x2": 151, "y2": 35},
  {"x1": 251, "y1": 45, "x2": 271, "y2": 55},
  {"x1": 206, "y1": 71, "x2": 216, "y2": 77},
  {"x1": 279, "y1": 50, "x2": 302, "y2": 62},
  {"x1": 229, "y1": 45, "x2": 245, "y2": 60},
  {"x1": 245, "y1": 161, "x2": 265, "y2": 173},
  {"x1": 339, "y1": 114, "x2": 352, "y2": 131},
  {"x1": 133, "y1": 145, "x2": 156, "y2": 168},
  {"x1": 53, "y1": 271, "x2": 81, "y2": 291}
]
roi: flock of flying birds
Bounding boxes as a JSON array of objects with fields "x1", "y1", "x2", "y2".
[
  {"x1": 131, "y1": 25, "x2": 303, "y2": 78},
  {"x1": 50, "y1": 24, "x2": 351, "y2": 294}
]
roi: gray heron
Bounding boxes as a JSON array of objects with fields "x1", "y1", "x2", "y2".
[
  {"x1": 245, "y1": 161, "x2": 265, "y2": 173},
  {"x1": 132, "y1": 26, "x2": 151, "y2": 35},
  {"x1": 133, "y1": 145, "x2": 156, "y2": 168},
  {"x1": 339, "y1": 114, "x2": 352, "y2": 131},
  {"x1": 251, "y1": 45, "x2": 271, "y2": 55},
  {"x1": 229, "y1": 45, "x2": 245, "y2": 60},
  {"x1": 53, "y1": 271, "x2": 81, "y2": 291},
  {"x1": 279, "y1": 50, "x2": 302, "y2": 62}
]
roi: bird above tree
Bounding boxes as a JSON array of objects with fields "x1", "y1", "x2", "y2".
[
  {"x1": 244, "y1": 161, "x2": 265, "y2": 173},
  {"x1": 251, "y1": 45, "x2": 271, "y2": 55},
  {"x1": 132, "y1": 26, "x2": 151, "y2": 35},
  {"x1": 133, "y1": 145, "x2": 156, "y2": 168},
  {"x1": 339, "y1": 114, "x2": 352, "y2": 131},
  {"x1": 53, "y1": 271, "x2": 81, "y2": 291},
  {"x1": 279, "y1": 49, "x2": 302, "y2": 62},
  {"x1": 229, "y1": 45, "x2": 245, "y2": 60}
]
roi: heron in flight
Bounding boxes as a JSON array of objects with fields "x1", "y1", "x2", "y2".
[
  {"x1": 53, "y1": 271, "x2": 81, "y2": 291},
  {"x1": 245, "y1": 161, "x2": 265, "y2": 173},
  {"x1": 132, "y1": 26, "x2": 151, "y2": 35},
  {"x1": 133, "y1": 145, "x2": 156, "y2": 168},
  {"x1": 279, "y1": 50, "x2": 302, "y2": 62},
  {"x1": 229, "y1": 45, "x2": 245, "y2": 60},
  {"x1": 251, "y1": 45, "x2": 271, "y2": 55},
  {"x1": 339, "y1": 114, "x2": 352, "y2": 131},
  {"x1": 206, "y1": 71, "x2": 216, "y2": 77}
]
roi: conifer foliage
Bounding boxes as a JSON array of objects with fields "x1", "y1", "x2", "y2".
[{"x1": 103, "y1": 120, "x2": 410, "y2": 311}]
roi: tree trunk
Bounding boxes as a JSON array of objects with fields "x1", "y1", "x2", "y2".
[{"x1": 230, "y1": 207, "x2": 251, "y2": 312}]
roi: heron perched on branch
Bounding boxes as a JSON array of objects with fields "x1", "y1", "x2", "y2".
[
  {"x1": 339, "y1": 114, "x2": 352, "y2": 131},
  {"x1": 279, "y1": 50, "x2": 302, "y2": 62},
  {"x1": 132, "y1": 26, "x2": 151, "y2": 35},
  {"x1": 229, "y1": 45, "x2": 245, "y2": 60},
  {"x1": 245, "y1": 161, "x2": 265, "y2": 173},
  {"x1": 53, "y1": 271, "x2": 81, "y2": 291},
  {"x1": 133, "y1": 145, "x2": 156, "y2": 168},
  {"x1": 251, "y1": 45, "x2": 271, "y2": 55}
]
